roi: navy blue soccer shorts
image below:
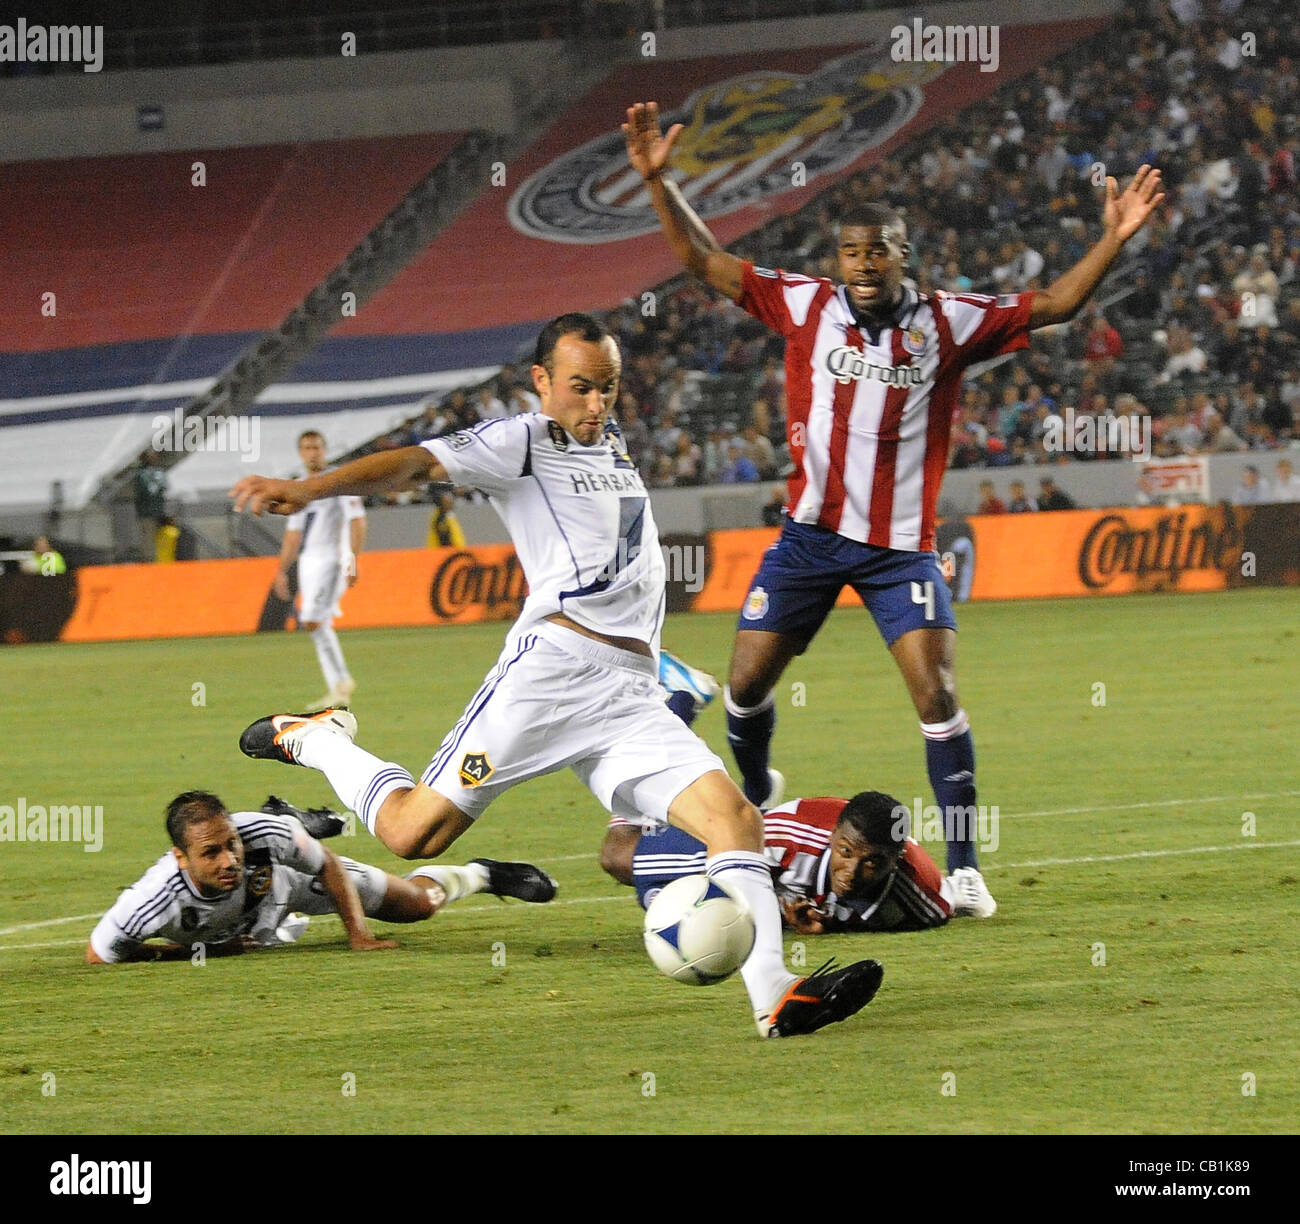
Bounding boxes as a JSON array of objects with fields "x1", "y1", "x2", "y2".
[
  {"x1": 737, "y1": 519, "x2": 957, "y2": 649},
  {"x1": 631, "y1": 824, "x2": 708, "y2": 910}
]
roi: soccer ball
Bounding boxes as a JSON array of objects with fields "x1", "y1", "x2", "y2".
[{"x1": 643, "y1": 874, "x2": 756, "y2": 986}]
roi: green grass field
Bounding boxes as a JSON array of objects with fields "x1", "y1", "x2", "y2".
[{"x1": 1, "y1": 589, "x2": 1297, "y2": 1134}]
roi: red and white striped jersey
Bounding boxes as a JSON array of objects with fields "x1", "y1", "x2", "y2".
[
  {"x1": 763, "y1": 797, "x2": 950, "y2": 932},
  {"x1": 737, "y1": 262, "x2": 1036, "y2": 552}
]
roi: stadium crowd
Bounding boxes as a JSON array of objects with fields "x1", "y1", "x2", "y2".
[{"x1": 353, "y1": 0, "x2": 1298, "y2": 505}]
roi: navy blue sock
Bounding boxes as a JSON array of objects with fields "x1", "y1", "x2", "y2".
[
  {"x1": 725, "y1": 688, "x2": 776, "y2": 805},
  {"x1": 665, "y1": 690, "x2": 697, "y2": 726},
  {"x1": 923, "y1": 710, "x2": 979, "y2": 872}
]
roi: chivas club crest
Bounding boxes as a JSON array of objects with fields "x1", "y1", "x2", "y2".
[
  {"x1": 742, "y1": 586, "x2": 770, "y2": 621},
  {"x1": 458, "y1": 752, "x2": 495, "y2": 788},
  {"x1": 903, "y1": 326, "x2": 926, "y2": 356},
  {"x1": 508, "y1": 48, "x2": 933, "y2": 244}
]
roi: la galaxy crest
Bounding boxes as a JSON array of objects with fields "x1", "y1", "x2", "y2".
[
  {"x1": 508, "y1": 48, "x2": 936, "y2": 244},
  {"x1": 547, "y1": 419, "x2": 569, "y2": 451},
  {"x1": 458, "y1": 751, "x2": 495, "y2": 788}
]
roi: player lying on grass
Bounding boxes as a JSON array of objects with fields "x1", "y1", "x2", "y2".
[
  {"x1": 230, "y1": 314, "x2": 884, "y2": 1038},
  {"x1": 85, "y1": 791, "x2": 555, "y2": 964},
  {"x1": 602, "y1": 790, "x2": 995, "y2": 933}
]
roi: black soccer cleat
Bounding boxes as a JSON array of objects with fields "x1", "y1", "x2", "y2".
[
  {"x1": 470, "y1": 858, "x2": 558, "y2": 903},
  {"x1": 239, "y1": 708, "x2": 357, "y2": 765},
  {"x1": 757, "y1": 958, "x2": 885, "y2": 1039},
  {"x1": 260, "y1": 795, "x2": 348, "y2": 840}
]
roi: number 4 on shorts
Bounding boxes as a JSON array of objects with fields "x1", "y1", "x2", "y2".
[{"x1": 910, "y1": 580, "x2": 935, "y2": 621}]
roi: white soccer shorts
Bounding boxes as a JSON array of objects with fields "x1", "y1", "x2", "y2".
[
  {"x1": 297, "y1": 557, "x2": 347, "y2": 624},
  {"x1": 281, "y1": 856, "x2": 389, "y2": 918},
  {"x1": 422, "y1": 621, "x2": 726, "y2": 823}
]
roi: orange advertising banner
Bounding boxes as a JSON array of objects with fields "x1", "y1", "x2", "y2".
[
  {"x1": 60, "y1": 545, "x2": 527, "y2": 643},
  {"x1": 25, "y1": 503, "x2": 1292, "y2": 646},
  {"x1": 694, "y1": 505, "x2": 1261, "y2": 612}
]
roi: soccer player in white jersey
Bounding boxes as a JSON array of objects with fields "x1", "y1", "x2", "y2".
[
  {"x1": 230, "y1": 314, "x2": 883, "y2": 1038},
  {"x1": 625, "y1": 100, "x2": 1164, "y2": 889},
  {"x1": 272, "y1": 430, "x2": 366, "y2": 708},
  {"x1": 86, "y1": 791, "x2": 556, "y2": 964}
]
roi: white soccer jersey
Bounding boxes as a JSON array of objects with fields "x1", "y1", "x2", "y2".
[
  {"x1": 737, "y1": 262, "x2": 1035, "y2": 551},
  {"x1": 89, "y1": 812, "x2": 327, "y2": 961},
  {"x1": 287, "y1": 487, "x2": 365, "y2": 563},
  {"x1": 423, "y1": 414, "x2": 665, "y2": 649}
]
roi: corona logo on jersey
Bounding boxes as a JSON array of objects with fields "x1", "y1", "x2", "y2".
[
  {"x1": 825, "y1": 345, "x2": 924, "y2": 387},
  {"x1": 508, "y1": 47, "x2": 937, "y2": 244}
]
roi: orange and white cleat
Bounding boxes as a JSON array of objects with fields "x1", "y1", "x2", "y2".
[
  {"x1": 755, "y1": 958, "x2": 884, "y2": 1038},
  {"x1": 238, "y1": 708, "x2": 358, "y2": 766}
]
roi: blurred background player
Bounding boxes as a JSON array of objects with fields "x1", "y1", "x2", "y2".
[
  {"x1": 427, "y1": 485, "x2": 467, "y2": 547},
  {"x1": 601, "y1": 789, "x2": 996, "y2": 932},
  {"x1": 272, "y1": 430, "x2": 367, "y2": 708},
  {"x1": 86, "y1": 790, "x2": 556, "y2": 964},
  {"x1": 625, "y1": 100, "x2": 1163, "y2": 883}
]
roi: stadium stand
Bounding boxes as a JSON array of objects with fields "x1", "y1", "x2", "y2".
[
  {"x1": 0, "y1": 132, "x2": 471, "y2": 510},
  {"x1": 350, "y1": 0, "x2": 1297, "y2": 502}
]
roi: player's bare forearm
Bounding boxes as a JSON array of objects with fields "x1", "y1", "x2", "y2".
[
  {"x1": 306, "y1": 447, "x2": 440, "y2": 501},
  {"x1": 319, "y1": 848, "x2": 397, "y2": 951},
  {"x1": 1029, "y1": 230, "x2": 1124, "y2": 327},
  {"x1": 277, "y1": 529, "x2": 302, "y2": 570},
  {"x1": 625, "y1": 100, "x2": 743, "y2": 299},
  {"x1": 349, "y1": 518, "x2": 366, "y2": 556},
  {"x1": 232, "y1": 446, "x2": 443, "y2": 516},
  {"x1": 649, "y1": 177, "x2": 744, "y2": 299},
  {"x1": 1030, "y1": 164, "x2": 1163, "y2": 328}
]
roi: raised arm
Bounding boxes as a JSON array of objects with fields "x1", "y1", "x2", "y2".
[
  {"x1": 230, "y1": 446, "x2": 444, "y2": 517},
  {"x1": 1029, "y1": 165, "x2": 1165, "y2": 328},
  {"x1": 624, "y1": 101, "x2": 745, "y2": 301}
]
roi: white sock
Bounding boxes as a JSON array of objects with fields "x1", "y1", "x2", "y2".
[
  {"x1": 706, "y1": 850, "x2": 796, "y2": 1013},
  {"x1": 413, "y1": 863, "x2": 489, "y2": 903},
  {"x1": 295, "y1": 733, "x2": 413, "y2": 836},
  {"x1": 310, "y1": 624, "x2": 349, "y2": 691}
]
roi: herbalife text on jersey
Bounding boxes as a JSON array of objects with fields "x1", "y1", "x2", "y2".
[
  {"x1": 890, "y1": 20, "x2": 999, "y2": 73},
  {"x1": 0, "y1": 20, "x2": 103, "y2": 72}
]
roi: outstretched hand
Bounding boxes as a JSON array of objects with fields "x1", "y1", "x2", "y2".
[
  {"x1": 623, "y1": 101, "x2": 683, "y2": 182},
  {"x1": 230, "y1": 475, "x2": 311, "y2": 517},
  {"x1": 1103, "y1": 164, "x2": 1165, "y2": 244}
]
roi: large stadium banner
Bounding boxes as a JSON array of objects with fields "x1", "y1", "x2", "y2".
[
  {"x1": 341, "y1": 18, "x2": 1108, "y2": 342},
  {"x1": 3, "y1": 505, "x2": 1295, "y2": 645}
]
